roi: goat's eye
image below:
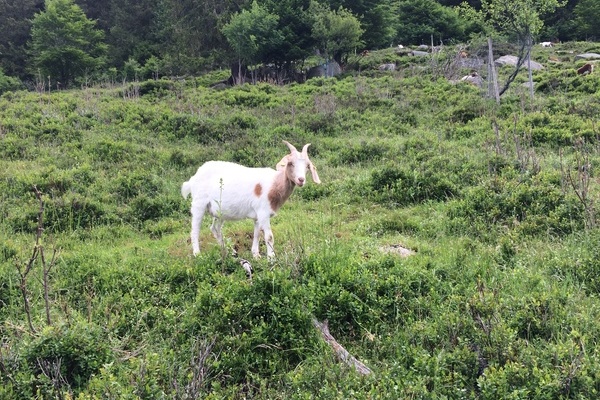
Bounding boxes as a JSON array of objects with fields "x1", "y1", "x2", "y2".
[{"x1": 288, "y1": 162, "x2": 294, "y2": 166}]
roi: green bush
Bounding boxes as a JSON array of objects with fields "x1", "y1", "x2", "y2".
[
  {"x1": 448, "y1": 172, "x2": 584, "y2": 238},
  {"x1": 330, "y1": 140, "x2": 388, "y2": 166},
  {"x1": 0, "y1": 70, "x2": 24, "y2": 94},
  {"x1": 370, "y1": 165, "x2": 458, "y2": 206},
  {"x1": 190, "y1": 271, "x2": 316, "y2": 386},
  {"x1": 23, "y1": 322, "x2": 112, "y2": 392}
]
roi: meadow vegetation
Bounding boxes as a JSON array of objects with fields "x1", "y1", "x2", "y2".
[{"x1": 1, "y1": 43, "x2": 600, "y2": 398}]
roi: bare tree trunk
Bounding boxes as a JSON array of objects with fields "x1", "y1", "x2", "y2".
[
  {"x1": 487, "y1": 38, "x2": 500, "y2": 103},
  {"x1": 526, "y1": 35, "x2": 534, "y2": 100}
]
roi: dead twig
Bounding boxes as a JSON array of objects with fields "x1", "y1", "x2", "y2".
[{"x1": 312, "y1": 318, "x2": 373, "y2": 376}]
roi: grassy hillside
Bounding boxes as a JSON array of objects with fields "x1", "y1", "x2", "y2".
[{"x1": 2, "y1": 43, "x2": 600, "y2": 398}]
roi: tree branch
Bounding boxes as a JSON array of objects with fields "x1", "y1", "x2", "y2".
[{"x1": 312, "y1": 318, "x2": 373, "y2": 376}]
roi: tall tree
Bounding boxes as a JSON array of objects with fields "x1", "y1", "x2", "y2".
[
  {"x1": 106, "y1": 0, "x2": 157, "y2": 68},
  {"x1": 310, "y1": 1, "x2": 364, "y2": 67},
  {"x1": 330, "y1": 0, "x2": 396, "y2": 49},
  {"x1": 221, "y1": 0, "x2": 283, "y2": 84},
  {"x1": 395, "y1": 0, "x2": 467, "y2": 45},
  {"x1": 0, "y1": 0, "x2": 44, "y2": 79},
  {"x1": 154, "y1": 0, "x2": 245, "y2": 74},
  {"x1": 573, "y1": 0, "x2": 600, "y2": 40},
  {"x1": 539, "y1": 0, "x2": 578, "y2": 41},
  {"x1": 260, "y1": 0, "x2": 314, "y2": 67},
  {"x1": 29, "y1": 0, "x2": 107, "y2": 87}
]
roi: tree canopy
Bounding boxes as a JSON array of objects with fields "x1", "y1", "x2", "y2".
[
  {"x1": 310, "y1": 1, "x2": 364, "y2": 66},
  {"x1": 221, "y1": 1, "x2": 283, "y2": 83},
  {"x1": 0, "y1": 0, "x2": 594, "y2": 85},
  {"x1": 29, "y1": 0, "x2": 107, "y2": 87}
]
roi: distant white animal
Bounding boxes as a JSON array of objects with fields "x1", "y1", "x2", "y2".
[
  {"x1": 540, "y1": 42, "x2": 553, "y2": 47},
  {"x1": 181, "y1": 141, "x2": 321, "y2": 259}
]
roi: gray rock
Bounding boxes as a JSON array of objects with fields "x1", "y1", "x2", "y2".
[
  {"x1": 495, "y1": 55, "x2": 544, "y2": 70},
  {"x1": 575, "y1": 53, "x2": 600, "y2": 60},
  {"x1": 378, "y1": 63, "x2": 396, "y2": 71},
  {"x1": 462, "y1": 74, "x2": 483, "y2": 87},
  {"x1": 307, "y1": 61, "x2": 342, "y2": 79}
]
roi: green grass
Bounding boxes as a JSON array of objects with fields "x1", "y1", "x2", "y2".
[{"x1": 2, "y1": 43, "x2": 600, "y2": 398}]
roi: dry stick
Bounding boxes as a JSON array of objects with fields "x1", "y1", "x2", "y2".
[
  {"x1": 312, "y1": 318, "x2": 373, "y2": 376},
  {"x1": 41, "y1": 247, "x2": 58, "y2": 326},
  {"x1": 561, "y1": 147, "x2": 595, "y2": 229},
  {"x1": 32, "y1": 186, "x2": 58, "y2": 326},
  {"x1": 16, "y1": 186, "x2": 46, "y2": 334}
]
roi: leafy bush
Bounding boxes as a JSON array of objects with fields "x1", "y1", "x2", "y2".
[
  {"x1": 330, "y1": 140, "x2": 388, "y2": 166},
  {"x1": 370, "y1": 164, "x2": 458, "y2": 206},
  {"x1": 22, "y1": 322, "x2": 112, "y2": 392},
  {"x1": 0, "y1": 69, "x2": 24, "y2": 94},
  {"x1": 448, "y1": 172, "x2": 584, "y2": 238},
  {"x1": 43, "y1": 194, "x2": 106, "y2": 232},
  {"x1": 190, "y1": 271, "x2": 316, "y2": 386}
]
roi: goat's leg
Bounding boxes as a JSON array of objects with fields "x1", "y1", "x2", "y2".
[
  {"x1": 210, "y1": 217, "x2": 224, "y2": 245},
  {"x1": 260, "y1": 218, "x2": 275, "y2": 259},
  {"x1": 251, "y1": 220, "x2": 261, "y2": 258},
  {"x1": 190, "y1": 202, "x2": 205, "y2": 256}
]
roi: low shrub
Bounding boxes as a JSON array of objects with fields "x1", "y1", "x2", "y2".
[
  {"x1": 447, "y1": 172, "x2": 584, "y2": 239},
  {"x1": 370, "y1": 164, "x2": 458, "y2": 206},
  {"x1": 22, "y1": 322, "x2": 113, "y2": 393},
  {"x1": 330, "y1": 140, "x2": 388, "y2": 166}
]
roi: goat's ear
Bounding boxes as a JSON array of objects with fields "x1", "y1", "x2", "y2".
[
  {"x1": 309, "y1": 161, "x2": 321, "y2": 184},
  {"x1": 276, "y1": 155, "x2": 290, "y2": 171}
]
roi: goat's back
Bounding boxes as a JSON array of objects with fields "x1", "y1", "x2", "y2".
[{"x1": 188, "y1": 161, "x2": 278, "y2": 199}]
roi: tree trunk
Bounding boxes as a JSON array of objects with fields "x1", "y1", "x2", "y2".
[
  {"x1": 526, "y1": 35, "x2": 534, "y2": 100},
  {"x1": 487, "y1": 38, "x2": 500, "y2": 103}
]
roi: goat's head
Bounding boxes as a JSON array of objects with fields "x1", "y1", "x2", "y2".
[{"x1": 277, "y1": 141, "x2": 321, "y2": 186}]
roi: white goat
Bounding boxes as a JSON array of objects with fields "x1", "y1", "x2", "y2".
[{"x1": 181, "y1": 141, "x2": 321, "y2": 259}]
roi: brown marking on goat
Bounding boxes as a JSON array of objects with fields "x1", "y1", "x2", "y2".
[
  {"x1": 268, "y1": 172, "x2": 295, "y2": 212},
  {"x1": 254, "y1": 183, "x2": 262, "y2": 197},
  {"x1": 577, "y1": 63, "x2": 594, "y2": 75}
]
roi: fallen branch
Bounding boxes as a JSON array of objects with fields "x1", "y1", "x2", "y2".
[{"x1": 312, "y1": 318, "x2": 373, "y2": 376}]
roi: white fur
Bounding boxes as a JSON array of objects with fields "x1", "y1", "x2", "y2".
[{"x1": 182, "y1": 141, "x2": 320, "y2": 259}]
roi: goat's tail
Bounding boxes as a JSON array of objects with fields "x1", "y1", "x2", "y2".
[{"x1": 181, "y1": 181, "x2": 192, "y2": 199}]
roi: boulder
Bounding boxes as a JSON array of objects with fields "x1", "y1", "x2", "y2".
[
  {"x1": 459, "y1": 58, "x2": 484, "y2": 69},
  {"x1": 307, "y1": 61, "x2": 342, "y2": 79},
  {"x1": 495, "y1": 55, "x2": 544, "y2": 70},
  {"x1": 378, "y1": 63, "x2": 396, "y2": 71},
  {"x1": 575, "y1": 53, "x2": 600, "y2": 61},
  {"x1": 460, "y1": 73, "x2": 483, "y2": 87}
]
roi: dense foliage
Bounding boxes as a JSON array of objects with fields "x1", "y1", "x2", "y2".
[
  {"x1": 1, "y1": 41, "x2": 600, "y2": 398},
  {"x1": 0, "y1": 0, "x2": 598, "y2": 86}
]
